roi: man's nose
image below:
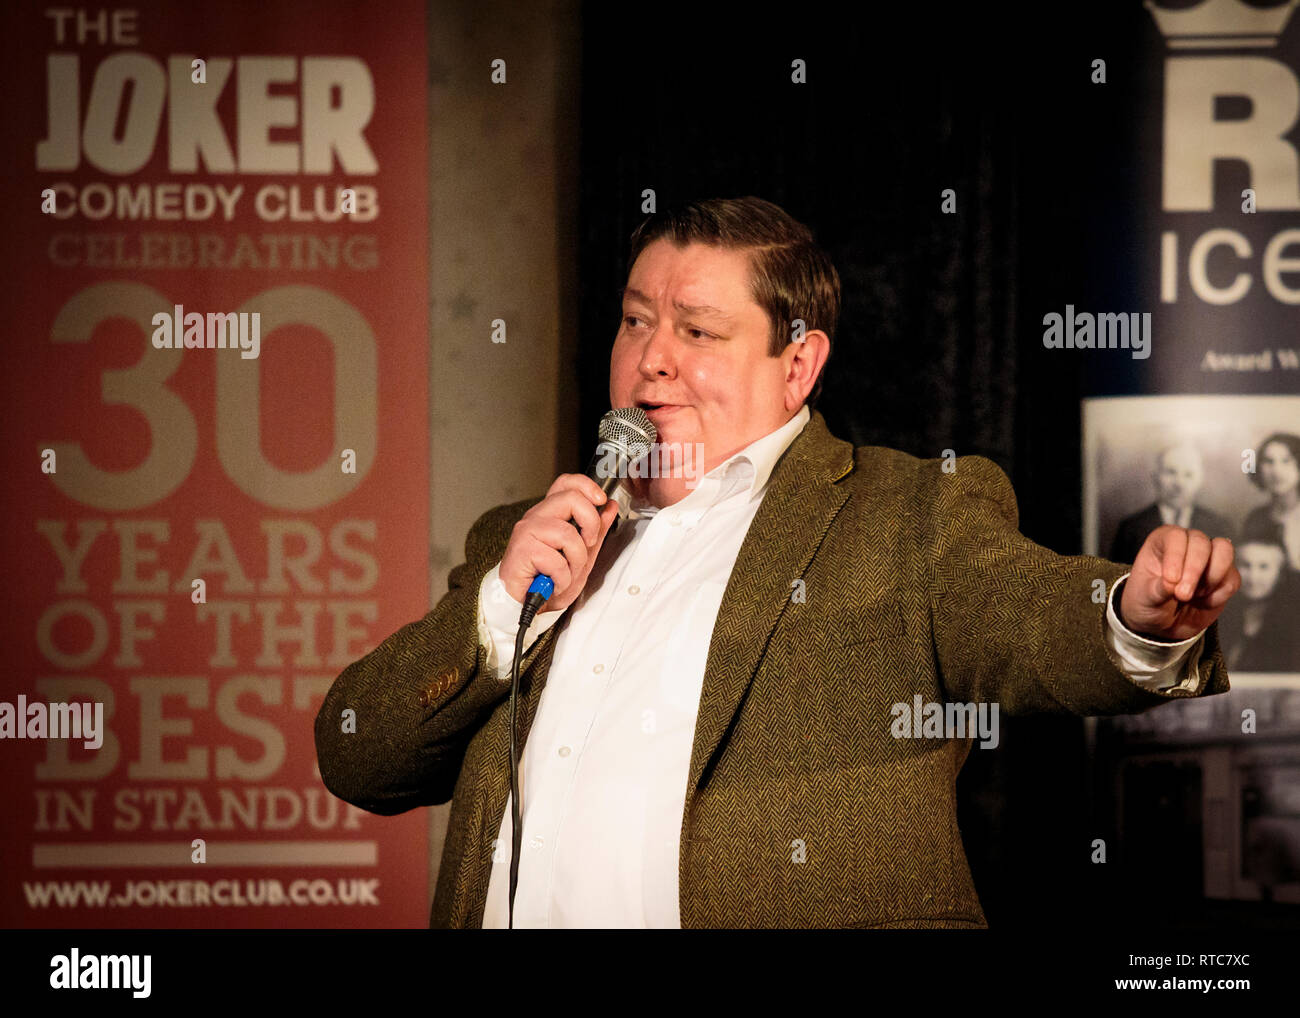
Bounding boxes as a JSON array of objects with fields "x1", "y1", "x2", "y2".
[{"x1": 637, "y1": 322, "x2": 677, "y2": 377}]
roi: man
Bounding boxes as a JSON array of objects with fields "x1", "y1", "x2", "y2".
[
  {"x1": 316, "y1": 197, "x2": 1241, "y2": 928},
  {"x1": 1108, "y1": 442, "x2": 1234, "y2": 564}
]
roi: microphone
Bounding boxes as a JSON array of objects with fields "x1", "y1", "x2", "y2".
[{"x1": 519, "y1": 406, "x2": 657, "y2": 623}]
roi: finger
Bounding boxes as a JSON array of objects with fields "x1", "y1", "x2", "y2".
[
  {"x1": 1176, "y1": 529, "x2": 1211, "y2": 601},
  {"x1": 573, "y1": 501, "x2": 623, "y2": 582},
  {"x1": 538, "y1": 487, "x2": 609, "y2": 547},
  {"x1": 597, "y1": 498, "x2": 621, "y2": 538},
  {"x1": 525, "y1": 535, "x2": 574, "y2": 593},
  {"x1": 532, "y1": 517, "x2": 589, "y2": 578},
  {"x1": 546, "y1": 473, "x2": 609, "y2": 508},
  {"x1": 1199, "y1": 564, "x2": 1241, "y2": 609},
  {"x1": 555, "y1": 490, "x2": 604, "y2": 547},
  {"x1": 1195, "y1": 537, "x2": 1235, "y2": 598},
  {"x1": 1154, "y1": 525, "x2": 1188, "y2": 595},
  {"x1": 544, "y1": 473, "x2": 584, "y2": 496}
]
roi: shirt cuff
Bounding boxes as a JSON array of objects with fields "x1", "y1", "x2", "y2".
[
  {"x1": 477, "y1": 563, "x2": 566, "y2": 682},
  {"x1": 1104, "y1": 572, "x2": 1203, "y2": 693}
]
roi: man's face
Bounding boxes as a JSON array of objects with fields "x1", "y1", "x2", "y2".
[
  {"x1": 609, "y1": 240, "x2": 795, "y2": 480},
  {"x1": 1238, "y1": 543, "x2": 1285, "y2": 601},
  {"x1": 1154, "y1": 445, "x2": 1203, "y2": 508}
]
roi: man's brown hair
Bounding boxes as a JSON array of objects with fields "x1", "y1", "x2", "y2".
[{"x1": 626, "y1": 196, "x2": 841, "y2": 409}]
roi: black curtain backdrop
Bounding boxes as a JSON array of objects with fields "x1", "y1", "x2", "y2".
[{"x1": 570, "y1": 2, "x2": 1266, "y2": 930}]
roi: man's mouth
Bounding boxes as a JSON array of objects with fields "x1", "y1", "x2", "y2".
[{"x1": 636, "y1": 401, "x2": 682, "y2": 416}]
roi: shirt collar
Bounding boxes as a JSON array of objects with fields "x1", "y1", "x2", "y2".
[
  {"x1": 626, "y1": 405, "x2": 811, "y2": 518},
  {"x1": 729, "y1": 403, "x2": 812, "y2": 498}
]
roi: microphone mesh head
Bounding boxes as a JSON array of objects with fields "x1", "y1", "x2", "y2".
[{"x1": 598, "y1": 407, "x2": 657, "y2": 461}]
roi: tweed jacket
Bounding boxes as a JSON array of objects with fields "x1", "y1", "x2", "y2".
[{"x1": 315, "y1": 410, "x2": 1231, "y2": 928}]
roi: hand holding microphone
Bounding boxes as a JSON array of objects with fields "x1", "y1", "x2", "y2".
[
  {"x1": 498, "y1": 474, "x2": 621, "y2": 613},
  {"x1": 497, "y1": 407, "x2": 657, "y2": 616}
]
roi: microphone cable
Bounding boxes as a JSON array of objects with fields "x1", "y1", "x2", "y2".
[{"x1": 507, "y1": 574, "x2": 553, "y2": 929}]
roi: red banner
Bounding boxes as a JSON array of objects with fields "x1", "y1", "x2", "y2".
[{"x1": 0, "y1": 0, "x2": 429, "y2": 927}]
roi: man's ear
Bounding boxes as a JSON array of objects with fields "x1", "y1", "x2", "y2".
[{"x1": 784, "y1": 330, "x2": 829, "y2": 410}]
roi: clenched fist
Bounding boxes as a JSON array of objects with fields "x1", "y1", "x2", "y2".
[
  {"x1": 1119, "y1": 525, "x2": 1241, "y2": 642},
  {"x1": 498, "y1": 474, "x2": 622, "y2": 613}
]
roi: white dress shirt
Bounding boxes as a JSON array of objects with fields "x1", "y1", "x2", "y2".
[{"x1": 472, "y1": 406, "x2": 1204, "y2": 927}]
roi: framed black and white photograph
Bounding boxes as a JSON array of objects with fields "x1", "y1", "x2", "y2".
[{"x1": 1085, "y1": 394, "x2": 1300, "y2": 685}]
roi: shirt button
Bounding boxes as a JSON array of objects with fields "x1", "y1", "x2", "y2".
[
  {"x1": 592, "y1": 664, "x2": 604, "y2": 674},
  {"x1": 529, "y1": 836, "x2": 544, "y2": 850},
  {"x1": 627, "y1": 584, "x2": 640, "y2": 595},
  {"x1": 558, "y1": 746, "x2": 571, "y2": 757},
  {"x1": 669, "y1": 512, "x2": 682, "y2": 525}
]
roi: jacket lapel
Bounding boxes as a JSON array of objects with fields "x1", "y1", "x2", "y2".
[{"x1": 684, "y1": 410, "x2": 855, "y2": 798}]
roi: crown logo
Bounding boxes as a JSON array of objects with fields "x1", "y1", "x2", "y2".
[{"x1": 1146, "y1": 0, "x2": 1298, "y2": 49}]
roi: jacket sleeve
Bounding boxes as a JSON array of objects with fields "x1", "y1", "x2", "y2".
[
  {"x1": 924, "y1": 455, "x2": 1231, "y2": 716},
  {"x1": 314, "y1": 498, "x2": 546, "y2": 814}
]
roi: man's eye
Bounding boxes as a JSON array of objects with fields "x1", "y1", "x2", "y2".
[
  {"x1": 623, "y1": 315, "x2": 645, "y2": 329},
  {"x1": 686, "y1": 327, "x2": 713, "y2": 339}
]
